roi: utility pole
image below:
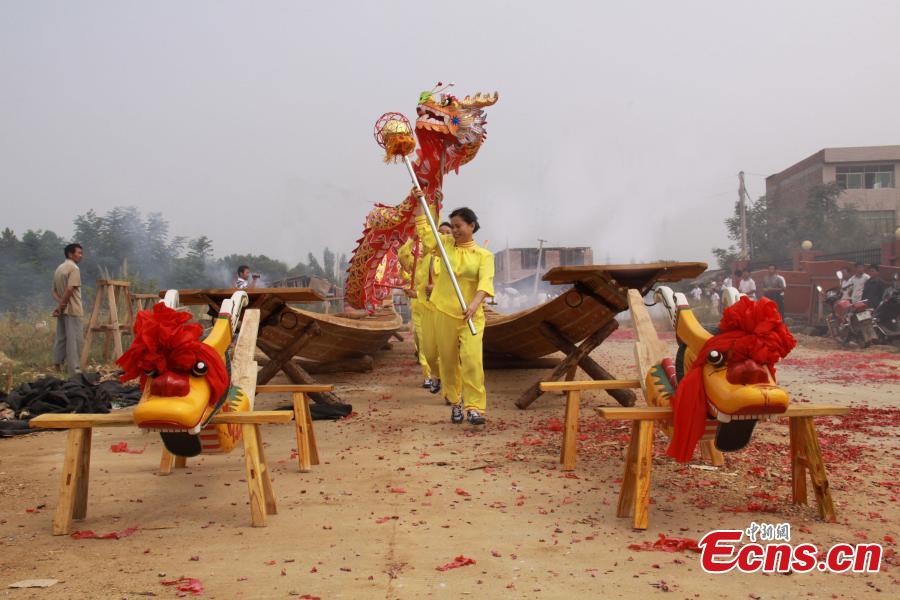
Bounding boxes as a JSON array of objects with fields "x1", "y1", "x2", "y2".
[
  {"x1": 738, "y1": 171, "x2": 749, "y2": 260},
  {"x1": 532, "y1": 238, "x2": 547, "y2": 296}
]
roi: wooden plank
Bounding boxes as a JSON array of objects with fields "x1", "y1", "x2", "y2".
[
  {"x1": 617, "y1": 420, "x2": 641, "y2": 518},
  {"x1": 79, "y1": 284, "x2": 103, "y2": 370},
  {"x1": 52, "y1": 429, "x2": 88, "y2": 535},
  {"x1": 231, "y1": 309, "x2": 260, "y2": 409},
  {"x1": 304, "y1": 394, "x2": 319, "y2": 465},
  {"x1": 543, "y1": 262, "x2": 707, "y2": 286},
  {"x1": 254, "y1": 424, "x2": 277, "y2": 516},
  {"x1": 241, "y1": 423, "x2": 267, "y2": 527},
  {"x1": 31, "y1": 410, "x2": 295, "y2": 428},
  {"x1": 32, "y1": 413, "x2": 134, "y2": 428},
  {"x1": 107, "y1": 283, "x2": 123, "y2": 359},
  {"x1": 537, "y1": 322, "x2": 636, "y2": 406},
  {"x1": 257, "y1": 384, "x2": 334, "y2": 394},
  {"x1": 789, "y1": 418, "x2": 807, "y2": 505},
  {"x1": 214, "y1": 411, "x2": 294, "y2": 424},
  {"x1": 293, "y1": 393, "x2": 313, "y2": 473},
  {"x1": 167, "y1": 287, "x2": 326, "y2": 305},
  {"x1": 598, "y1": 404, "x2": 850, "y2": 421},
  {"x1": 73, "y1": 428, "x2": 91, "y2": 520},
  {"x1": 256, "y1": 322, "x2": 319, "y2": 385},
  {"x1": 632, "y1": 419, "x2": 654, "y2": 530},
  {"x1": 540, "y1": 379, "x2": 641, "y2": 392},
  {"x1": 159, "y1": 448, "x2": 175, "y2": 476},
  {"x1": 797, "y1": 416, "x2": 837, "y2": 522},
  {"x1": 561, "y1": 391, "x2": 581, "y2": 471}
]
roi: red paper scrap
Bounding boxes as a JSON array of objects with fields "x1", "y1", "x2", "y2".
[
  {"x1": 70, "y1": 526, "x2": 138, "y2": 540},
  {"x1": 161, "y1": 577, "x2": 204, "y2": 596},
  {"x1": 110, "y1": 441, "x2": 147, "y2": 454},
  {"x1": 436, "y1": 555, "x2": 476, "y2": 571},
  {"x1": 628, "y1": 534, "x2": 701, "y2": 553}
]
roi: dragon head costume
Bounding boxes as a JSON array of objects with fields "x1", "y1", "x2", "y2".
[
  {"x1": 648, "y1": 288, "x2": 796, "y2": 462},
  {"x1": 116, "y1": 291, "x2": 251, "y2": 457},
  {"x1": 345, "y1": 84, "x2": 499, "y2": 310}
]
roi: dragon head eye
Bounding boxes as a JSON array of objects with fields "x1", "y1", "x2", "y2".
[
  {"x1": 192, "y1": 361, "x2": 208, "y2": 377},
  {"x1": 707, "y1": 350, "x2": 726, "y2": 368}
]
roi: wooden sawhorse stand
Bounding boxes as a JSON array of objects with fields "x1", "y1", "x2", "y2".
[
  {"x1": 157, "y1": 384, "x2": 329, "y2": 475},
  {"x1": 30, "y1": 384, "x2": 333, "y2": 535},
  {"x1": 596, "y1": 404, "x2": 849, "y2": 530}
]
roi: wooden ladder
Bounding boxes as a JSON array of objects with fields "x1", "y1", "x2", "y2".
[{"x1": 80, "y1": 279, "x2": 134, "y2": 369}]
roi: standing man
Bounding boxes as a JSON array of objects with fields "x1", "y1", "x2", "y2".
[
  {"x1": 235, "y1": 265, "x2": 259, "y2": 289},
  {"x1": 862, "y1": 264, "x2": 886, "y2": 306},
  {"x1": 844, "y1": 262, "x2": 870, "y2": 303},
  {"x1": 761, "y1": 264, "x2": 787, "y2": 316},
  {"x1": 52, "y1": 243, "x2": 85, "y2": 375},
  {"x1": 736, "y1": 269, "x2": 757, "y2": 300}
]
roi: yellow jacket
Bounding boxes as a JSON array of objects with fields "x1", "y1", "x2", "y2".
[
  {"x1": 416, "y1": 215, "x2": 494, "y2": 319},
  {"x1": 397, "y1": 238, "x2": 433, "y2": 304}
]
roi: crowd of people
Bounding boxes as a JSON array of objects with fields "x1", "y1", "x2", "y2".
[{"x1": 689, "y1": 263, "x2": 787, "y2": 318}]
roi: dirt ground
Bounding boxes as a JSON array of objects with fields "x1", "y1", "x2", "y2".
[{"x1": 1, "y1": 330, "x2": 898, "y2": 599}]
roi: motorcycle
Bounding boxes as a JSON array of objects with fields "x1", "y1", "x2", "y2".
[
  {"x1": 873, "y1": 273, "x2": 900, "y2": 344},
  {"x1": 822, "y1": 270, "x2": 878, "y2": 347}
]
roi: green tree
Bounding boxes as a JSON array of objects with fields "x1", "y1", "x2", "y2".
[{"x1": 712, "y1": 183, "x2": 874, "y2": 269}]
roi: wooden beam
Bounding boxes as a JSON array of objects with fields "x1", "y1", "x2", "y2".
[
  {"x1": 540, "y1": 379, "x2": 641, "y2": 392},
  {"x1": 560, "y1": 391, "x2": 581, "y2": 471},
  {"x1": 31, "y1": 410, "x2": 294, "y2": 429},
  {"x1": 231, "y1": 309, "x2": 260, "y2": 409},
  {"x1": 256, "y1": 322, "x2": 320, "y2": 385},
  {"x1": 257, "y1": 384, "x2": 334, "y2": 394},
  {"x1": 536, "y1": 321, "x2": 636, "y2": 407},
  {"x1": 598, "y1": 404, "x2": 850, "y2": 421},
  {"x1": 515, "y1": 319, "x2": 620, "y2": 409}
]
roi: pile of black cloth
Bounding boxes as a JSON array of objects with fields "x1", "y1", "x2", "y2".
[{"x1": 0, "y1": 372, "x2": 141, "y2": 437}]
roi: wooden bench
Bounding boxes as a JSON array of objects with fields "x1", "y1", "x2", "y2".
[
  {"x1": 30, "y1": 383, "x2": 332, "y2": 535},
  {"x1": 597, "y1": 403, "x2": 849, "y2": 530}
]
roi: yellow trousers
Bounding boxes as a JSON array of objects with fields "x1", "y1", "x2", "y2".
[
  {"x1": 434, "y1": 310, "x2": 487, "y2": 412},
  {"x1": 410, "y1": 299, "x2": 432, "y2": 379}
]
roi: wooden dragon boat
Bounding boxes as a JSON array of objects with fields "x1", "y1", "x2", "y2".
[
  {"x1": 484, "y1": 262, "x2": 707, "y2": 360},
  {"x1": 483, "y1": 262, "x2": 708, "y2": 409},
  {"x1": 171, "y1": 288, "x2": 402, "y2": 363}
]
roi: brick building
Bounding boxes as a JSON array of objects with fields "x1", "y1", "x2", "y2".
[
  {"x1": 494, "y1": 246, "x2": 593, "y2": 289},
  {"x1": 766, "y1": 145, "x2": 900, "y2": 236}
]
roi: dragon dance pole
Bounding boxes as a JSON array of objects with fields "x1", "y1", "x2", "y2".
[
  {"x1": 373, "y1": 111, "x2": 476, "y2": 336},
  {"x1": 402, "y1": 156, "x2": 477, "y2": 336}
]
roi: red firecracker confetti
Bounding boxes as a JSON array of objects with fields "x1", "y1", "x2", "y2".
[
  {"x1": 436, "y1": 555, "x2": 476, "y2": 571},
  {"x1": 70, "y1": 526, "x2": 138, "y2": 540}
]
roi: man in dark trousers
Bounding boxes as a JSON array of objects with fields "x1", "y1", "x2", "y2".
[
  {"x1": 52, "y1": 243, "x2": 85, "y2": 375},
  {"x1": 863, "y1": 264, "x2": 887, "y2": 307},
  {"x1": 761, "y1": 263, "x2": 787, "y2": 316}
]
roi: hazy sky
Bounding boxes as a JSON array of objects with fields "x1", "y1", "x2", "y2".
[{"x1": 3, "y1": 1, "x2": 900, "y2": 269}]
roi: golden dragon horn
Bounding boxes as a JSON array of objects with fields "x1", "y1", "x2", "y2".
[{"x1": 459, "y1": 91, "x2": 500, "y2": 108}]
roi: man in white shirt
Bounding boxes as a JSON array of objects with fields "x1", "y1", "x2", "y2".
[
  {"x1": 736, "y1": 269, "x2": 757, "y2": 299},
  {"x1": 234, "y1": 265, "x2": 259, "y2": 290},
  {"x1": 723, "y1": 274, "x2": 733, "y2": 289},
  {"x1": 844, "y1": 262, "x2": 870, "y2": 303},
  {"x1": 690, "y1": 285, "x2": 702, "y2": 302}
]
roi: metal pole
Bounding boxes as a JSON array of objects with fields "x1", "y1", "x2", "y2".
[
  {"x1": 403, "y1": 157, "x2": 477, "y2": 336},
  {"x1": 532, "y1": 238, "x2": 546, "y2": 296},
  {"x1": 738, "y1": 171, "x2": 748, "y2": 260}
]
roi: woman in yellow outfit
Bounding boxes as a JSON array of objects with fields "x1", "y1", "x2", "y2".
[
  {"x1": 414, "y1": 192, "x2": 494, "y2": 425},
  {"x1": 397, "y1": 236, "x2": 439, "y2": 390}
]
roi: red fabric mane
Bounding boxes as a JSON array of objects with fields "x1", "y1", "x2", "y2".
[
  {"x1": 116, "y1": 303, "x2": 229, "y2": 405},
  {"x1": 666, "y1": 297, "x2": 796, "y2": 462}
]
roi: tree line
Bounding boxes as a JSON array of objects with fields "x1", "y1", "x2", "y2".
[
  {"x1": 712, "y1": 183, "x2": 879, "y2": 269},
  {"x1": 0, "y1": 206, "x2": 348, "y2": 313}
]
